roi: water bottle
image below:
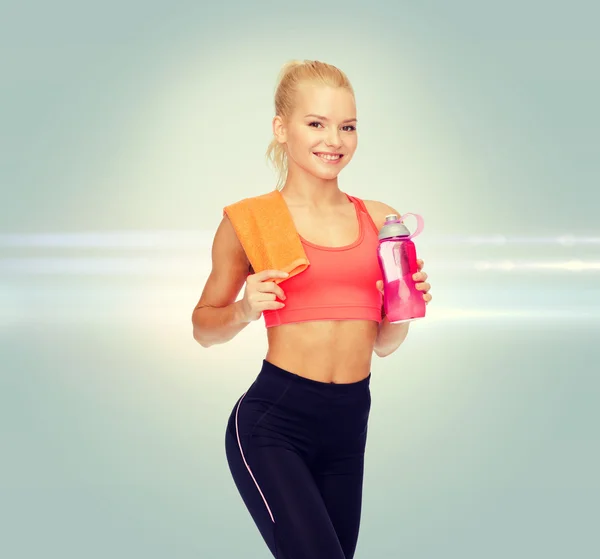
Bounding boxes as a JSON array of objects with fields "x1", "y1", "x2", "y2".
[{"x1": 377, "y1": 213, "x2": 426, "y2": 323}]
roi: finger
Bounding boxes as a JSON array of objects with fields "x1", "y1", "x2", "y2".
[
  {"x1": 252, "y1": 290, "x2": 277, "y2": 300},
  {"x1": 417, "y1": 258, "x2": 424, "y2": 270},
  {"x1": 415, "y1": 282, "x2": 431, "y2": 292},
  {"x1": 375, "y1": 280, "x2": 384, "y2": 292},
  {"x1": 412, "y1": 271, "x2": 428, "y2": 282},
  {"x1": 249, "y1": 292, "x2": 275, "y2": 307},
  {"x1": 252, "y1": 269, "x2": 289, "y2": 282},
  {"x1": 260, "y1": 301, "x2": 286, "y2": 311},
  {"x1": 423, "y1": 293, "x2": 432, "y2": 304},
  {"x1": 255, "y1": 281, "x2": 286, "y2": 300},
  {"x1": 256, "y1": 281, "x2": 285, "y2": 299},
  {"x1": 275, "y1": 286, "x2": 286, "y2": 300}
]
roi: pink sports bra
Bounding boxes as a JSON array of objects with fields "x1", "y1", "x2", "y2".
[{"x1": 263, "y1": 195, "x2": 383, "y2": 328}]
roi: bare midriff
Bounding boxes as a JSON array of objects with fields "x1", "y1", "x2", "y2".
[{"x1": 266, "y1": 320, "x2": 379, "y2": 384}]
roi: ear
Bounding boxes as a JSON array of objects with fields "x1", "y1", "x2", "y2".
[{"x1": 272, "y1": 115, "x2": 287, "y2": 144}]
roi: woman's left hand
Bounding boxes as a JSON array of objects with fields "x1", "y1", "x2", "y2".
[{"x1": 375, "y1": 258, "x2": 432, "y2": 304}]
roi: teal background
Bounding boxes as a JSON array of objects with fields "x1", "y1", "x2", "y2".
[{"x1": 2, "y1": 1, "x2": 598, "y2": 557}]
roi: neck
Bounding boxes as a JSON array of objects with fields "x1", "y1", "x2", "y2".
[{"x1": 280, "y1": 165, "x2": 346, "y2": 207}]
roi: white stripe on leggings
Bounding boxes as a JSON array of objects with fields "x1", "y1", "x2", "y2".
[{"x1": 235, "y1": 391, "x2": 275, "y2": 523}]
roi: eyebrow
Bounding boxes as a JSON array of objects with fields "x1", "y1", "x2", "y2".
[{"x1": 304, "y1": 113, "x2": 358, "y2": 123}]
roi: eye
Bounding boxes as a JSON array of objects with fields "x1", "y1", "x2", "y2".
[{"x1": 308, "y1": 122, "x2": 356, "y2": 131}]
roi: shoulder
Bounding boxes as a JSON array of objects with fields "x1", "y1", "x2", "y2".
[
  {"x1": 360, "y1": 199, "x2": 401, "y2": 230},
  {"x1": 223, "y1": 190, "x2": 278, "y2": 214}
]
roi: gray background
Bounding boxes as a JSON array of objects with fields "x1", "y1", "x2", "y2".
[{"x1": 1, "y1": 1, "x2": 598, "y2": 557}]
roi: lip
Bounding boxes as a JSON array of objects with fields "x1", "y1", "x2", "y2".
[{"x1": 313, "y1": 152, "x2": 344, "y2": 164}]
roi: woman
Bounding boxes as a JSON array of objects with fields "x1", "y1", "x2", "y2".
[{"x1": 192, "y1": 60, "x2": 432, "y2": 558}]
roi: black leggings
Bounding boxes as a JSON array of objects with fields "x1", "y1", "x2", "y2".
[{"x1": 225, "y1": 359, "x2": 371, "y2": 559}]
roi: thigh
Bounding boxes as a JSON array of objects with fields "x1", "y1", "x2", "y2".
[
  {"x1": 226, "y1": 403, "x2": 346, "y2": 558},
  {"x1": 313, "y1": 436, "x2": 368, "y2": 559}
]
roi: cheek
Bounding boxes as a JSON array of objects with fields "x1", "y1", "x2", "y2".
[
  {"x1": 288, "y1": 129, "x2": 317, "y2": 153},
  {"x1": 346, "y1": 134, "x2": 358, "y2": 152}
]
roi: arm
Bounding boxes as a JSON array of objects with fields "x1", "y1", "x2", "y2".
[
  {"x1": 373, "y1": 317, "x2": 411, "y2": 358},
  {"x1": 375, "y1": 259, "x2": 431, "y2": 357},
  {"x1": 191, "y1": 215, "x2": 252, "y2": 347}
]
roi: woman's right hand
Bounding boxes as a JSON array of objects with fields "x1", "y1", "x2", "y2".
[{"x1": 240, "y1": 269, "x2": 289, "y2": 322}]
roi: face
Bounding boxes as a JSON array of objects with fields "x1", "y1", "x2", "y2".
[{"x1": 273, "y1": 83, "x2": 358, "y2": 181}]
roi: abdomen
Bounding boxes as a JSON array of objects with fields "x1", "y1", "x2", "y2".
[{"x1": 265, "y1": 320, "x2": 379, "y2": 383}]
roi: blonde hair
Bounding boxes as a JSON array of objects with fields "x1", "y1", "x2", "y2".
[{"x1": 265, "y1": 60, "x2": 355, "y2": 190}]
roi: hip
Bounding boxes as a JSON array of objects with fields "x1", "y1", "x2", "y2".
[{"x1": 228, "y1": 359, "x2": 372, "y2": 451}]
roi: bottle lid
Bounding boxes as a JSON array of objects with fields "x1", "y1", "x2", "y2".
[{"x1": 379, "y1": 215, "x2": 411, "y2": 240}]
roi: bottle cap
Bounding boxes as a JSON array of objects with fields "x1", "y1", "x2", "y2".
[{"x1": 379, "y1": 215, "x2": 411, "y2": 240}]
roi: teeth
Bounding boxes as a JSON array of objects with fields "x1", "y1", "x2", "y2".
[{"x1": 316, "y1": 153, "x2": 341, "y2": 160}]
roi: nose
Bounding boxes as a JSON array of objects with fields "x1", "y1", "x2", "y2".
[{"x1": 325, "y1": 127, "x2": 342, "y2": 149}]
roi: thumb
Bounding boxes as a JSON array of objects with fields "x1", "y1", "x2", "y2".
[{"x1": 376, "y1": 280, "x2": 384, "y2": 293}]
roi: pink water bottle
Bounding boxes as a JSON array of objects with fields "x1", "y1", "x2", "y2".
[{"x1": 377, "y1": 213, "x2": 426, "y2": 323}]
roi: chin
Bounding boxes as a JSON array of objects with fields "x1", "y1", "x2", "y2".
[
  {"x1": 311, "y1": 162, "x2": 349, "y2": 179},
  {"x1": 310, "y1": 170, "x2": 342, "y2": 181}
]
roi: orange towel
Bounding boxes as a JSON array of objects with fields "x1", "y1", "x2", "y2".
[{"x1": 223, "y1": 189, "x2": 310, "y2": 283}]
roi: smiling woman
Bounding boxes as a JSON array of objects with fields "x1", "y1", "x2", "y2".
[
  {"x1": 274, "y1": 83, "x2": 359, "y2": 181},
  {"x1": 190, "y1": 59, "x2": 431, "y2": 559},
  {"x1": 265, "y1": 60, "x2": 359, "y2": 190}
]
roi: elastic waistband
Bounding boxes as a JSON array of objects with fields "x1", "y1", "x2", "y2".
[{"x1": 259, "y1": 359, "x2": 371, "y2": 393}]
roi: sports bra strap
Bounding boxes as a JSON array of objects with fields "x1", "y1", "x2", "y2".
[{"x1": 349, "y1": 195, "x2": 379, "y2": 236}]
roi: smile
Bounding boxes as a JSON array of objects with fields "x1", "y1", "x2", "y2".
[{"x1": 313, "y1": 152, "x2": 343, "y2": 163}]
